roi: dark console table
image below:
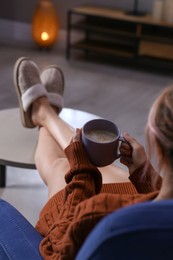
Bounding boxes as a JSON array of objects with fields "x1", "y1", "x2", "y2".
[{"x1": 66, "y1": 5, "x2": 173, "y2": 70}]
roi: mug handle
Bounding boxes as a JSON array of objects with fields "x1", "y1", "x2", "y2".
[
  {"x1": 119, "y1": 135, "x2": 126, "y2": 143},
  {"x1": 115, "y1": 134, "x2": 126, "y2": 159}
]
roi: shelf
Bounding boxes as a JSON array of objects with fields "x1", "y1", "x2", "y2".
[
  {"x1": 141, "y1": 36, "x2": 173, "y2": 45},
  {"x1": 72, "y1": 18, "x2": 137, "y2": 38},
  {"x1": 141, "y1": 25, "x2": 173, "y2": 44},
  {"x1": 66, "y1": 5, "x2": 173, "y2": 70},
  {"x1": 71, "y1": 40, "x2": 135, "y2": 58},
  {"x1": 139, "y1": 41, "x2": 173, "y2": 60},
  {"x1": 72, "y1": 5, "x2": 173, "y2": 28}
]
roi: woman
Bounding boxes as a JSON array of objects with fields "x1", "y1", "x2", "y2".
[{"x1": 1, "y1": 56, "x2": 169, "y2": 259}]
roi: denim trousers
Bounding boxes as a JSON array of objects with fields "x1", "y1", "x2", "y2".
[{"x1": 0, "y1": 199, "x2": 43, "y2": 259}]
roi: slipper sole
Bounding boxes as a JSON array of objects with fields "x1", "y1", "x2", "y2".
[{"x1": 13, "y1": 57, "x2": 35, "y2": 128}]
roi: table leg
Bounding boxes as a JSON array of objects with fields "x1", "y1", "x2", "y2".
[{"x1": 0, "y1": 165, "x2": 6, "y2": 187}]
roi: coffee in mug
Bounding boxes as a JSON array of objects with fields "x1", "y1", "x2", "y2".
[{"x1": 85, "y1": 129, "x2": 117, "y2": 143}]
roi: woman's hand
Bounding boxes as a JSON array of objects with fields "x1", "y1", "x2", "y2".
[{"x1": 119, "y1": 132, "x2": 147, "y2": 175}]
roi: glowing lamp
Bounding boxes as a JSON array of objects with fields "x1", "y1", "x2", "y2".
[{"x1": 32, "y1": 0, "x2": 59, "y2": 48}]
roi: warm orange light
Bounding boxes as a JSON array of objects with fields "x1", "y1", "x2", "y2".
[
  {"x1": 41, "y1": 32, "x2": 49, "y2": 41},
  {"x1": 32, "y1": 0, "x2": 59, "y2": 48}
]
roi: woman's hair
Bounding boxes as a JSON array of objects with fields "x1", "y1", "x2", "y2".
[{"x1": 146, "y1": 85, "x2": 173, "y2": 172}]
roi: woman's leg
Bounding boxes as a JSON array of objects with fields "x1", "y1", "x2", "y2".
[
  {"x1": 32, "y1": 97, "x2": 74, "y2": 151},
  {"x1": 98, "y1": 164, "x2": 129, "y2": 184},
  {"x1": 32, "y1": 98, "x2": 129, "y2": 199},
  {"x1": 14, "y1": 57, "x2": 129, "y2": 200},
  {"x1": 35, "y1": 126, "x2": 70, "y2": 198}
]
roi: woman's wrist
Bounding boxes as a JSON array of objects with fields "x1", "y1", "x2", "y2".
[{"x1": 129, "y1": 160, "x2": 147, "y2": 176}]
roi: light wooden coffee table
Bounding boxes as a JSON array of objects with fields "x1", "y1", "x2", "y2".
[{"x1": 0, "y1": 108, "x2": 100, "y2": 187}]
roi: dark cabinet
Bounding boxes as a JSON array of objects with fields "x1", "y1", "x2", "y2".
[{"x1": 66, "y1": 5, "x2": 173, "y2": 70}]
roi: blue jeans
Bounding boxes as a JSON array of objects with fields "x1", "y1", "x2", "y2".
[{"x1": 0, "y1": 199, "x2": 43, "y2": 259}]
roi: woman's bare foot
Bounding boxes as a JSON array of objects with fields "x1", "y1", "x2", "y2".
[{"x1": 31, "y1": 97, "x2": 51, "y2": 127}]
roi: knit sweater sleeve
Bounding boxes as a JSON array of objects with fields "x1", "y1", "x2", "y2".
[
  {"x1": 64, "y1": 141, "x2": 102, "y2": 194},
  {"x1": 37, "y1": 141, "x2": 103, "y2": 259},
  {"x1": 129, "y1": 161, "x2": 162, "y2": 193}
]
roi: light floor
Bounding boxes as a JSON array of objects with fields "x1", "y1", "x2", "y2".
[{"x1": 0, "y1": 42, "x2": 173, "y2": 226}]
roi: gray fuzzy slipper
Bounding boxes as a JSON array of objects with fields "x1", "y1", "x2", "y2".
[
  {"x1": 41, "y1": 65, "x2": 64, "y2": 113},
  {"x1": 13, "y1": 57, "x2": 47, "y2": 128}
]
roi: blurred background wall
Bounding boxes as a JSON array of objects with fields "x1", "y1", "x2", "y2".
[{"x1": 0, "y1": 0, "x2": 154, "y2": 29}]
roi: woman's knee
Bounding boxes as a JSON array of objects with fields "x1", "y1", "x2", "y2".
[
  {"x1": 49, "y1": 158, "x2": 70, "y2": 177},
  {"x1": 39, "y1": 157, "x2": 69, "y2": 185}
]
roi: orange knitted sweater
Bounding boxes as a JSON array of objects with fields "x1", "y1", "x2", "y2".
[{"x1": 35, "y1": 141, "x2": 162, "y2": 260}]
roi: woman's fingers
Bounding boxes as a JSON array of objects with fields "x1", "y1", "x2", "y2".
[
  {"x1": 123, "y1": 132, "x2": 142, "y2": 150},
  {"x1": 120, "y1": 142, "x2": 132, "y2": 156},
  {"x1": 120, "y1": 157, "x2": 133, "y2": 167},
  {"x1": 121, "y1": 132, "x2": 147, "y2": 174},
  {"x1": 120, "y1": 147, "x2": 132, "y2": 156},
  {"x1": 120, "y1": 155, "x2": 133, "y2": 164}
]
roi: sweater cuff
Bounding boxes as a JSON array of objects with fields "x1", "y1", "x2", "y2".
[
  {"x1": 129, "y1": 161, "x2": 161, "y2": 193},
  {"x1": 64, "y1": 141, "x2": 102, "y2": 193},
  {"x1": 129, "y1": 163, "x2": 146, "y2": 182},
  {"x1": 128, "y1": 163, "x2": 153, "y2": 193},
  {"x1": 64, "y1": 141, "x2": 97, "y2": 170}
]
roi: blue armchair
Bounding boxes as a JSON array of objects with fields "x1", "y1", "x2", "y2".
[
  {"x1": 1, "y1": 199, "x2": 173, "y2": 259},
  {"x1": 76, "y1": 200, "x2": 173, "y2": 260}
]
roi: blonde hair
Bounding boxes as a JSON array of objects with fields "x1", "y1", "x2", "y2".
[{"x1": 146, "y1": 85, "x2": 173, "y2": 172}]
